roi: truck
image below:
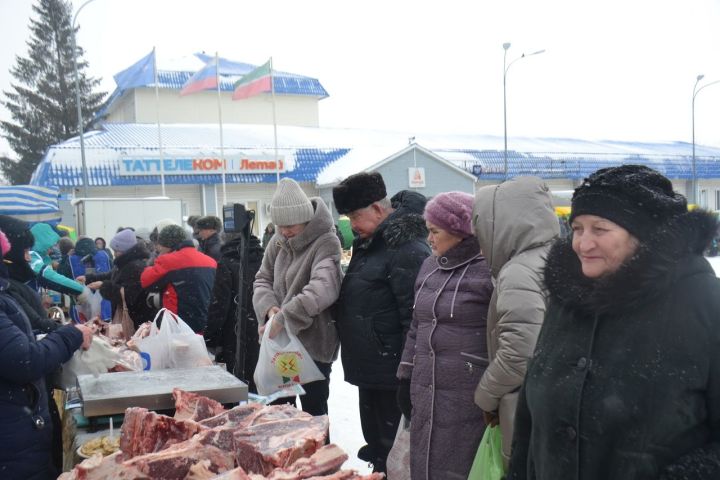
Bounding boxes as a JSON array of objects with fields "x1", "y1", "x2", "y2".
[{"x1": 72, "y1": 198, "x2": 185, "y2": 242}]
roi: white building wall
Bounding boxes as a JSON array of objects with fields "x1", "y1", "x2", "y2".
[{"x1": 119, "y1": 89, "x2": 320, "y2": 126}]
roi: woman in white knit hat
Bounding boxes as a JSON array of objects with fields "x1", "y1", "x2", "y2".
[{"x1": 253, "y1": 178, "x2": 343, "y2": 416}]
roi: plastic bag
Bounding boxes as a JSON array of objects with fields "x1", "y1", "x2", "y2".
[
  {"x1": 56, "y1": 335, "x2": 122, "y2": 388},
  {"x1": 467, "y1": 425, "x2": 504, "y2": 480},
  {"x1": 74, "y1": 290, "x2": 103, "y2": 323},
  {"x1": 387, "y1": 415, "x2": 411, "y2": 480},
  {"x1": 253, "y1": 317, "x2": 325, "y2": 396},
  {"x1": 136, "y1": 309, "x2": 211, "y2": 370}
]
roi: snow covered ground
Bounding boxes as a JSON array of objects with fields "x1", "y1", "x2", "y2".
[{"x1": 327, "y1": 358, "x2": 372, "y2": 474}]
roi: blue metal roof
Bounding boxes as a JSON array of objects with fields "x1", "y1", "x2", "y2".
[
  {"x1": 30, "y1": 123, "x2": 720, "y2": 188},
  {"x1": 436, "y1": 149, "x2": 720, "y2": 182}
]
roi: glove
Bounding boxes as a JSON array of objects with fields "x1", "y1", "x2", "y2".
[
  {"x1": 75, "y1": 286, "x2": 92, "y2": 305},
  {"x1": 396, "y1": 378, "x2": 412, "y2": 420}
]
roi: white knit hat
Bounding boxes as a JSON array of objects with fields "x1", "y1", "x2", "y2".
[{"x1": 270, "y1": 179, "x2": 314, "y2": 227}]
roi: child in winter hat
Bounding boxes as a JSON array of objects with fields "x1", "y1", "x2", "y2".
[
  {"x1": 424, "y1": 191, "x2": 475, "y2": 238},
  {"x1": 270, "y1": 178, "x2": 314, "y2": 226},
  {"x1": 110, "y1": 228, "x2": 137, "y2": 254},
  {"x1": 570, "y1": 164, "x2": 687, "y2": 241}
]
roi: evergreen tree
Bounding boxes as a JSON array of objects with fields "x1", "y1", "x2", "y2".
[{"x1": 1, "y1": 0, "x2": 105, "y2": 185}]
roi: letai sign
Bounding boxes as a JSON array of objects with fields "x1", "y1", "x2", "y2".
[{"x1": 118, "y1": 156, "x2": 286, "y2": 176}]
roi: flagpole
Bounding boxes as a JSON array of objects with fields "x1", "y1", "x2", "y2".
[
  {"x1": 270, "y1": 57, "x2": 279, "y2": 184},
  {"x1": 216, "y1": 52, "x2": 227, "y2": 207},
  {"x1": 153, "y1": 46, "x2": 166, "y2": 196}
]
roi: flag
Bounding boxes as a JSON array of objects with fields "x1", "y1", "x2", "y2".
[
  {"x1": 232, "y1": 60, "x2": 272, "y2": 100},
  {"x1": 180, "y1": 60, "x2": 218, "y2": 96},
  {"x1": 113, "y1": 50, "x2": 155, "y2": 90}
]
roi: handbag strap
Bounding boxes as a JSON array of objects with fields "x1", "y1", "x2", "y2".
[{"x1": 120, "y1": 287, "x2": 129, "y2": 312}]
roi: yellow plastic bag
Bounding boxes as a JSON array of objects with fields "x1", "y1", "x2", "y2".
[{"x1": 467, "y1": 425, "x2": 504, "y2": 480}]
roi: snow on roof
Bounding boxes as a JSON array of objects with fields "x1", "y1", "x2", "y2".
[{"x1": 31, "y1": 123, "x2": 720, "y2": 188}]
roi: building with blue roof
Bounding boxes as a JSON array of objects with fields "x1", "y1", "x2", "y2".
[{"x1": 29, "y1": 52, "x2": 720, "y2": 235}]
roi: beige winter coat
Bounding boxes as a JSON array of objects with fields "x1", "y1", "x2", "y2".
[
  {"x1": 253, "y1": 198, "x2": 342, "y2": 363},
  {"x1": 472, "y1": 176, "x2": 560, "y2": 463}
]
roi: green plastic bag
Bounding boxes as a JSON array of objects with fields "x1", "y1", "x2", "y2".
[{"x1": 467, "y1": 425, "x2": 505, "y2": 480}]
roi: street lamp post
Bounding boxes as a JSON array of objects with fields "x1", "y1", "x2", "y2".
[
  {"x1": 691, "y1": 74, "x2": 720, "y2": 206},
  {"x1": 502, "y1": 43, "x2": 545, "y2": 181},
  {"x1": 71, "y1": 0, "x2": 99, "y2": 198}
]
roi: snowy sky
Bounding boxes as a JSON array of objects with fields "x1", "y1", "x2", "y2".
[{"x1": 2, "y1": 0, "x2": 720, "y2": 159}]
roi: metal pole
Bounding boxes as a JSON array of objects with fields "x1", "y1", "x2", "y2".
[
  {"x1": 692, "y1": 76, "x2": 720, "y2": 206},
  {"x1": 502, "y1": 44, "x2": 545, "y2": 183},
  {"x1": 71, "y1": 0, "x2": 99, "y2": 198}
]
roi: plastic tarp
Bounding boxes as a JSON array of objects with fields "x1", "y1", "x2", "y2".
[{"x1": 0, "y1": 185, "x2": 61, "y2": 223}]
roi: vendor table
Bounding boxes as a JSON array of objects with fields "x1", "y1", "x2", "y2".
[{"x1": 77, "y1": 365, "x2": 248, "y2": 417}]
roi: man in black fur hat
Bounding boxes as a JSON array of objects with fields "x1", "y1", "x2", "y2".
[
  {"x1": 332, "y1": 171, "x2": 431, "y2": 474},
  {"x1": 196, "y1": 215, "x2": 223, "y2": 262}
]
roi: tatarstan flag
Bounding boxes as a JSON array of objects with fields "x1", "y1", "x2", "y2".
[
  {"x1": 232, "y1": 60, "x2": 272, "y2": 100},
  {"x1": 180, "y1": 60, "x2": 218, "y2": 96}
]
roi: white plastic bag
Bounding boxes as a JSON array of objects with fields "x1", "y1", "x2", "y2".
[
  {"x1": 136, "y1": 309, "x2": 211, "y2": 370},
  {"x1": 75, "y1": 290, "x2": 103, "y2": 323},
  {"x1": 387, "y1": 416, "x2": 411, "y2": 480},
  {"x1": 57, "y1": 335, "x2": 123, "y2": 388},
  {"x1": 253, "y1": 317, "x2": 325, "y2": 396}
]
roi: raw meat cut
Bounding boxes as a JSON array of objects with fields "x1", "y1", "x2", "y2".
[
  {"x1": 60, "y1": 390, "x2": 368, "y2": 480},
  {"x1": 261, "y1": 444, "x2": 347, "y2": 479},
  {"x1": 124, "y1": 439, "x2": 235, "y2": 480},
  {"x1": 121, "y1": 407, "x2": 205, "y2": 458},
  {"x1": 232, "y1": 411, "x2": 328, "y2": 475},
  {"x1": 57, "y1": 452, "x2": 146, "y2": 479},
  {"x1": 173, "y1": 388, "x2": 226, "y2": 421},
  {"x1": 199, "y1": 402, "x2": 264, "y2": 429}
]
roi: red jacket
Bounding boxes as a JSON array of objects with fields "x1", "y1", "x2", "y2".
[{"x1": 141, "y1": 243, "x2": 217, "y2": 332}]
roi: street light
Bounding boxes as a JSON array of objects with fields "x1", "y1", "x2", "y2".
[
  {"x1": 691, "y1": 74, "x2": 720, "y2": 205},
  {"x1": 71, "y1": 0, "x2": 99, "y2": 198},
  {"x1": 503, "y1": 43, "x2": 545, "y2": 181}
]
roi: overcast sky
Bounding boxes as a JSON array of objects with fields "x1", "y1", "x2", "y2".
[{"x1": 2, "y1": 0, "x2": 720, "y2": 159}]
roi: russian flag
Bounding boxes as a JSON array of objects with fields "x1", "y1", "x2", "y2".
[{"x1": 180, "y1": 61, "x2": 218, "y2": 96}]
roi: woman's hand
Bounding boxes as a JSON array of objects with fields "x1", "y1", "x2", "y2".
[
  {"x1": 74, "y1": 323, "x2": 95, "y2": 350},
  {"x1": 268, "y1": 314, "x2": 284, "y2": 339},
  {"x1": 87, "y1": 281, "x2": 103, "y2": 290},
  {"x1": 483, "y1": 410, "x2": 499, "y2": 427}
]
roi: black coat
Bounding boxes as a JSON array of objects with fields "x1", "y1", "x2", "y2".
[
  {"x1": 87, "y1": 243, "x2": 156, "y2": 328},
  {"x1": 0, "y1": 279, "x2": 82, "y2": 479},
  {"x1": 337, "y1": 191, "x2": 431, "y2": 389},
  {"x1": 206, "y1": 235, "x2": 263, "y2": 388},
  {"x1": 508, "y1": 210, "x2": 720, "y2": 480},
  {"x1": 199, "y1": 232, "x2": 223, "y2": 262}
]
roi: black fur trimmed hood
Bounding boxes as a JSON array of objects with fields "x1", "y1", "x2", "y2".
[
  {"x1": 545, "y1": 209, "x2": 718, "y2": 316},
  {"x1": 381, "y1": 190, "x2": 428, "y2": 248}
]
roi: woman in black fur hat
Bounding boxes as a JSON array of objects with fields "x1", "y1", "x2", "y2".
[{"x1": 507, "y1": 165, "x2": 720, "y2": 479}]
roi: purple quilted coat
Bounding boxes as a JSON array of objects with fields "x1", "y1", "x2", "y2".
[{"x1": 398, "y1": 235, "x2": 493, "y2": 480}]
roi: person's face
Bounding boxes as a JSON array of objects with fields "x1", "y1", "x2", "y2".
[
  {"x1": 157, "y1": 245, "x2": 172, "y2": 255},
  {"x1": 95, "y1": 239, "x2": 104, "y2": 250},
  {"x1": 197, "y1": 228, "x2": 214, "y2": 240},
  {"x1": 426, "y1": 221, "x2": 463, "y2": 257},
  {"x1": 24, "y1": 248, "x2": 31, "y2": 263},
  {"x1": 348, "y1": 204, "x2": 385, "y2": 239},
  {"x1": 571, "y1": 214, "x2": 639, "y2": 278},
  {"x1": 278, "y1": 224, "x2": 306, "y2": 239}
]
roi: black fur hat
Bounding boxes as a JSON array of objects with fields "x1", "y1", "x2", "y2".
[
  {"x1": 196, "y1": 215, "x2": 222, "y2": 231},
  {"x1": 570, "y1": 164, "x2": 687, "y2": 240},
  {"x1": 332, "y1": 172, "x2": 387, "y2": 214}
]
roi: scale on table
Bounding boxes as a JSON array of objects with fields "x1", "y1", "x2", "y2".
[{"x1": 76, "y1": 365, "x2": 248, "y2": 417}]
